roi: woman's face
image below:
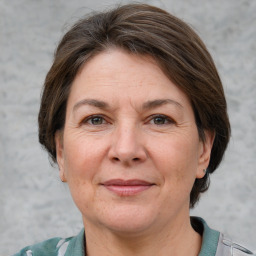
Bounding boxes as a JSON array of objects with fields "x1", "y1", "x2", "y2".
[{"x1": 56, "y1": 49, "x2": 213, "y2": 235}]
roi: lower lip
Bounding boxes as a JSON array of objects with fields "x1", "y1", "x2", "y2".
[{"x1": 104, "y1": 185, "x2": 152, "y2": 196}]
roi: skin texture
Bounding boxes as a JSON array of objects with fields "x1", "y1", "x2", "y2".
[{"x1": 55, "y1": 49, "x2": 214, "y2": 256}]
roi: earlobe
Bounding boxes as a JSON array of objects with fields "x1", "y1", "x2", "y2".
[
  {"x1": 55, "y1": 131, "x2": 67, "y2": 182},
  {"x1": 196, "y1": 130, "x2": 215, "y2": 179}
]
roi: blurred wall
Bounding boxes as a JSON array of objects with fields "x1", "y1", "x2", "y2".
[{"x1": 0, "y1": 0, "x2": 255, "y2": 255}]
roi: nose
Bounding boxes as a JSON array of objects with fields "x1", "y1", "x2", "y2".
[{"x1": 108, "y1": 124, "x2": 147, "y2": 166}]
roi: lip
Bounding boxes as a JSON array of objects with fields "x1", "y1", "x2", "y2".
[{"x1": 101, "y1": 179, "x2": 155, "y2": 196}]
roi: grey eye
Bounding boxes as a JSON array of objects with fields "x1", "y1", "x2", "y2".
[
  {"x1": 153, "y1": 116, "x2": 168, "y2": 125},
  {"x1": 90, "y1": 116, "x2": 104, "y2": 125}
]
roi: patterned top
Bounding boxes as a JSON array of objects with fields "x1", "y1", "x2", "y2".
[{"x1": 12, "y1": 217, "x2": 254, "y2": 256}]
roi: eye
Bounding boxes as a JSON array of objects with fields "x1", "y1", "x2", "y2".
[
  {"x1": 83, "y1": 115, "x2": 107, "y2": 125},
  {"x1": 150, "y1": 115, "x2": 175, "y2": 125}
]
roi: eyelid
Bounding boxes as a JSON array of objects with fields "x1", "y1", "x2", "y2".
[
  {"x1": 147, "y1": 114, "x2": 176, "y2": 125},
  {"x1": 80, "y1": 114, "x2": 109, "y2": 125},
  {"x1": 79, "y1": 113, "x2": 175, "y2": 126}
]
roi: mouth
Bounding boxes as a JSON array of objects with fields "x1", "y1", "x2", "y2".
[{"x1": 101, "y1": 179, "x2": 155, "y2": 196}]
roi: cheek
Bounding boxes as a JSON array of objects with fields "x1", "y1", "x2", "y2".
[
  {"x1": 63, "y1": 134, "x2": 106, "y2": 182},
  {"x1": 152, "y1": 134, "x2": 200, "y2": 183},
  {"x1": 62, "y1": 136, "x2": 100, "y2": 212}
]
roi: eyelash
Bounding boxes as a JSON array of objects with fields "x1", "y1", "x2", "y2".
[
  {"x1": 81, "y1": 115, "x2": 108, "y2": 126},
  {"x1": 148, "y1": 114, "x2": 175, "y2": 125},
  {"x1": 81, "y1": 114, "x2": 175, "y2": 126}
]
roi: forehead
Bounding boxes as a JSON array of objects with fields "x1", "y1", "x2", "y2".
[
  {"x1": 75, "y1": 49, "x2": 166, "y2": 86},
  {"x1": 67, "y1": 49, "x2": 191, "y2": 110}
]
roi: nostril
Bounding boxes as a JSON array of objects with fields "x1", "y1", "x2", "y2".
[
  {"x1": 113, "y1": 157, "x2": 119, "y2": 161},
  {"x1": 133, "y1": 158, "x2": 140, "y2": 161}
]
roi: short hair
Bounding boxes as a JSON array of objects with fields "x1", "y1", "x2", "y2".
[{"x1": 38, "y1": 3, "x2": 231, "y2": 208}]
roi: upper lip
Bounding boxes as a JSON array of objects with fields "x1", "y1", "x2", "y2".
[{"x1": 102, "y1": 179, "x2": 154, "y2": 186}]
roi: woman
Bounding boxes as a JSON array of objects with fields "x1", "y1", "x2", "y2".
[{"x1": 14, "y1": 3, "x2": 254, "y2": 256}]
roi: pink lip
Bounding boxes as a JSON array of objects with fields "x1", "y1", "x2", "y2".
[{"x1": 101, "y1": 179, "x2": 155, "y2": 196}]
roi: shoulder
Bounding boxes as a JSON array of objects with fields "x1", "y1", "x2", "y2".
[
  {"x1": 12, "y1": 237, "x2": 72, "y2": 256},
  {"x1": 12, "y1": 229, "x2": 85, "y2": 256},
  {"x1": 216, "y1": 233, "x2": 255, "y2": 256},
  {"x1": 191, "y1": 217, "x2": 255, "y2": 256}
]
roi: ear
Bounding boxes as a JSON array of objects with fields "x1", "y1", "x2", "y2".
[
  {"x1": 55, "y1": 131, "x2": 67, "y2": 182},
  {"x1": 196, "y1": 130, "x2": 215, "y2": 179}
]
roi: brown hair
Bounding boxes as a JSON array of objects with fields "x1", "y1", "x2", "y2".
[{"x1": 38, "y1": 3, "x2": 231, "y2": 208}]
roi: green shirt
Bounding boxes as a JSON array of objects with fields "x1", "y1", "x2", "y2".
[{"x1": 12, "y1": 217, "x2": 221, "y2": 256}]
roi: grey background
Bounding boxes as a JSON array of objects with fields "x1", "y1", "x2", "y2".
[{"x1": 0, "y1": 0, "x2": 255, "y2": 255}]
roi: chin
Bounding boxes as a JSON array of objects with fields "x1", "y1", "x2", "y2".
[
  {"x1": 103, "y1": 219, "x2": 155, "y2": 236},
  {"x1": 92, "y1": 205, "x2": 159, "y2": 235}
]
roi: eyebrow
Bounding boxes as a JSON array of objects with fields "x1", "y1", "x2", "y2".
[
  {"x1": 73, "y1": 99, "x2": 110, "y2": 112},
  {"x1": 142, "y1": 99, "x2": 183, "y2": 110},
  {"x1": 73, "y1": 98, "x2": 183, "y2": 113}
]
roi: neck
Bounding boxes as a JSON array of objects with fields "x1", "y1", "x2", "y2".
[{"x1": 83, "y1": 215, "x2": 202, "y2": 256}]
